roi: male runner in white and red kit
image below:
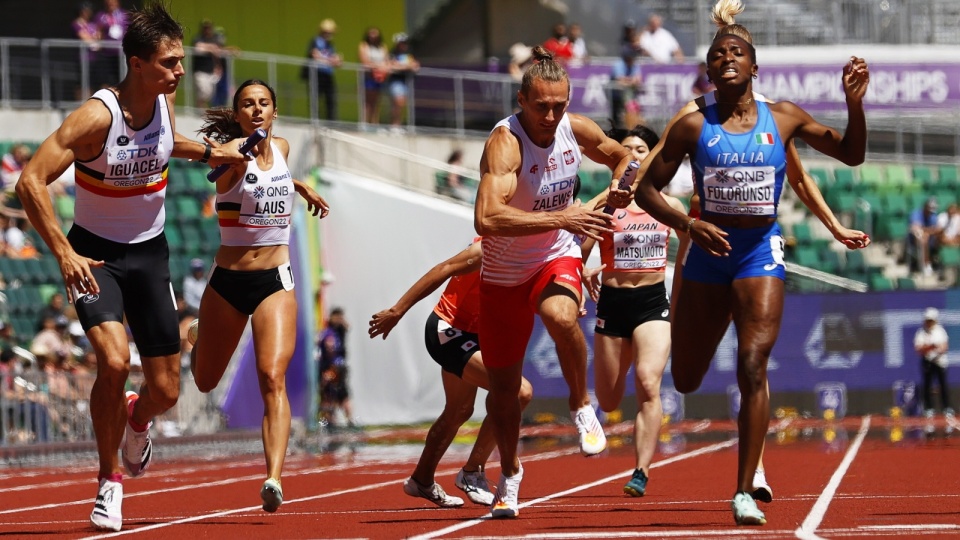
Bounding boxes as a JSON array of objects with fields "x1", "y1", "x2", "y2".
[
  {"x1": 474, "y1": 45, "x2": 633, "y2": 518},
  {"x1": 15, "y1": 4, "x2": 244, "y2": 532}
]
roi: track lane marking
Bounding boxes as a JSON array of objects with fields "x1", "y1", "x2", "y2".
[
  {"x1": 794, "y1": 415, "x2": 871, "y2": 540},
  {"x1": 410, "y1": 439, "x2": 738, "y2": 540}
]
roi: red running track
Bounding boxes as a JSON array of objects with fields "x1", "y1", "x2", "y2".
[{"x1": 1, "y1": 415, "x2": 959, "y2": 539}]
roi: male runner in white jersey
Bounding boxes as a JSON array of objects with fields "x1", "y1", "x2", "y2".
[
  {"x1": 15, "y1": 3, "x2": 244, "y2": 532},
  {"x1": 474, "y1": 45, "x2": 633, "y2": 518}
]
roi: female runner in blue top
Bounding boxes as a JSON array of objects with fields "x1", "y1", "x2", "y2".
[{"x1": 631, "y1": 25, "x2": 869, "y2": 525}]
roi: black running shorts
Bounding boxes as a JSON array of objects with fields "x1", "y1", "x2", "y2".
[
  {"x1": 208, "y1": 263, "x2": 294, "y2": 316},
  {"x1": 68, "y1": 225, "x2": 180, "y2": 357},
  {"x1": 594, "y1": 281, "x2": 670, "y2": 338},
  {"x1": 423, "y1": 311, "x2": 480, "y2": 378}
]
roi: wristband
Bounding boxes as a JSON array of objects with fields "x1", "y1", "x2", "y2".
[{"x1": 199, "y1": 143, "x2": 212, "y2": 164}]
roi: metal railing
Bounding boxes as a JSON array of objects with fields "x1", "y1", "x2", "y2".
[
  {"x1": 1, "y1": 368, "x2": 223, "y2": 447},
  {"x1": 2, "y1": 37, "x2": 959, "y2": 161},
  {"x1": 647, "y1": 0, "x2": 960, "y2": 50}
]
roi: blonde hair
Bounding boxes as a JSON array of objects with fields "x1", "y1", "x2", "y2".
[
  {"x1": 520, "y1": 45, "x2": 570, "y2": 95},
  {"x1": 711, "y1": 0, "x2": 753, "y2": 44}
]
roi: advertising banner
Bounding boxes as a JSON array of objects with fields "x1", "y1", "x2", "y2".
[
  {"x1": 564, "y1": 62, "x2": 960, "y2": 117},
  {"x1": 522, "y1": 290, "x2": 960, "y2": 399}
]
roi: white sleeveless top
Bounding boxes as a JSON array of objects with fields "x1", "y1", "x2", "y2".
[
  {"x1": 73, "y1": 89, "x2": 173, "y2": 243},
  {"x1": 481, "y1": 113, "x2": 582, "y2": 286},
  {"x1": 216, "y1": 141, "x2": 294, "y2": 247}
]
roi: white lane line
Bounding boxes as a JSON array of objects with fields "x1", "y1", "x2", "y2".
[
  {"x1": 794, "y1": 415, "x2": 871, "y2": 540},
  {"x1": 0, "y1": 458, "x2": 396, "y2": 515},
  {"x1": 410, "y1": 438, "x2": 738, "y2": 540},
  {"x1": 457, "y1": 531, "x2": 790, "y2": 539},
  {"x1": 75, "y1": 446, "x2": 580, "y2": 538}
]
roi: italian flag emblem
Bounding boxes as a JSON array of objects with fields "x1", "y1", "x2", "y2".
[{"x1": 756, "y1": 132, "x2": 774, "y2": 145}]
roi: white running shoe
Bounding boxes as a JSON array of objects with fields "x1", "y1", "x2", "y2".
[
  {"x1": 121, "y1": 392, "x2": 153, "y2": 477},
  {"x1": 455, "y1": 468, "x2": 494, "y2": 505},
  {"x1": 490, "y1": 466, "x2": 523, "y2": 518},
  {"x1": 752, "y1": 469, "x2": 773, "y2": 503},
  {"x1": 261, "y1": 478, "x2": 283, "y2": 512},
  {"x1": 571, "y1": 405, "x2": 607, "y2": 456},
  {"x1": 732, "y1": 491, "x2": 767, "y2": 525},
  {"x1": 187, "y1": 318, "x2": 199, "y2": 346},
  {"x1": 89, "y1": 478, "x2": 123, "y2": 531},
  {"x1": 403, "y1": 477, "x2": 464, "y2": 508}
]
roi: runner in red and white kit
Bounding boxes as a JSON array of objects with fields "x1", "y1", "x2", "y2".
[
  {"x1": 369, "y1": 238, "x2": 533, "y2": 509},
  {"x1": 15, "y1": 4, "x2": 245, "y2": 532},
  {"x1": 580, "y1": 125, "x2": 686, "y2": 499},
  {"x1": 474, "y1": 45, "x2": 633, "y2": 518}
]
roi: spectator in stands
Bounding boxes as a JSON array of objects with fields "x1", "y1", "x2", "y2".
[
  {"x1": 30, "y1": 315, "x2": 72, "y2": 365},
  {"x1": 72, "y1": 2, "x2": 101, "y2": 98},
  {"x1": 939, "y1": 203, "x2": 960, "y2": 247},
  {"x1": 181, "y1": 258, "x2": 206, "y2": 313},
  {"x1": 507, "y1": 43, "x2": 534, "y2": 113},
  {"x1": 914, "y1": 307, "x2": 953, "y2": 418},
  {"x1": 508, "y1": 43, "x2": 533, "y2": 83},
  {"x1": 92, "y1": 0, "x2": 129, "y2": 89},
  {"x1": 191, "y1": 19, "x2": 223, "y2": 109},
  {"x1": 610, "y1": 40, "x2": 644, "y2": 129},
  {"x1": 638, "y1": 13, "x2": 684, "y2": 64},
  {"x1": 691, "y1": 61, "x2": 715, "y2": 97},
  {"x1": 358, "y1": 27, "x2": 391, "y2": 125},
  {"x1": 1, "y1": 144, "x2": 33, "y2": 190},
  {"x1": 37, "y1": 292, "x2": 67, "y2": 332},
  {"x1": 542, "y1": 23, "x2": 573, "y2": 63},
  {"x1": 568, "y1": 23, "x2": 588, "y2": 65},
  {"x1": 0, "y1": 319, "x2": 20, "y2": 352},
  {"x1": 908, "y1": 197, "x2": 943, "y2": 276},
  {"x1": 210, "y1": 26, "x2": 237, "y2": 108},
  {"x1": 306, "y1": 18, "x2": 342, "y2": 121},
  {"x1": 0, "y1": 343, "x2": 18, "y2": 386},
  {"x1": 3, "y1": 217, "x2": 32, "y2": 259},
  {"x1": 318, "y1": 307, "x2": 355, "y2": 427},
  {"x1": 438, "y1": 149, "x2": 471, "y2": 202},
  {"x1": 388, "y1": 33, "x2": 420, "y2": 131}
]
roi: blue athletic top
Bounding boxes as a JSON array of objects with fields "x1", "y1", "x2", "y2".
[{"x1": 692, "y1": 101, "x2": 787, "y2": 218}]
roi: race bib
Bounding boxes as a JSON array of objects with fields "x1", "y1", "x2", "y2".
[
  {"x1": 436, "y1": 319, "x2": 462, "y2": 345},
  {"x1": 239, "y1": 179, "x2": 292, "y2": 227},
  {"x1": 702, "y1": 166, "x2": 776, "y2": 216},
  {"x1": 278, "y1": 262, "x2": 295, "y2": 291},
  {"x1": 612, "y1": 230, "x2": 667, "y2": 270}
]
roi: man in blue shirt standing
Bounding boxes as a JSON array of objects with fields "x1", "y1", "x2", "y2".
[{"x1": 307, "y1": 19, "x2": 342, "y2": 121}]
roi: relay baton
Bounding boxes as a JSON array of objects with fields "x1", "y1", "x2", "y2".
[
  {"x1": 602, "y1": 160, "x2": 640, "y2": 214},
  {"x1": 206, "y1": 128, "x2": 267, "y2": 182}
]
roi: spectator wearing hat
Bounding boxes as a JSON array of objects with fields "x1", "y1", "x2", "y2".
[
  {"x1": 908, "y1": 197, "x2": 943, "y2": 276},
  {"x1": 306, "y1": 18, "x2": 342, "y2": 121},
  {"x1": 387, "y1": 33, "x2": 420, "y2": 130},
  {"x1": 914, "y1": 307, "x2": 953, "y2": 418},
  {"x1": 507, "y1": 43, "x2": 533, "y2": 83},
  {"x1": 182, "y1": 258, "x2": 207, "y2": 313},
  {"x1": 507, "y1": 43, "x2": 533, "y2": 113}
]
